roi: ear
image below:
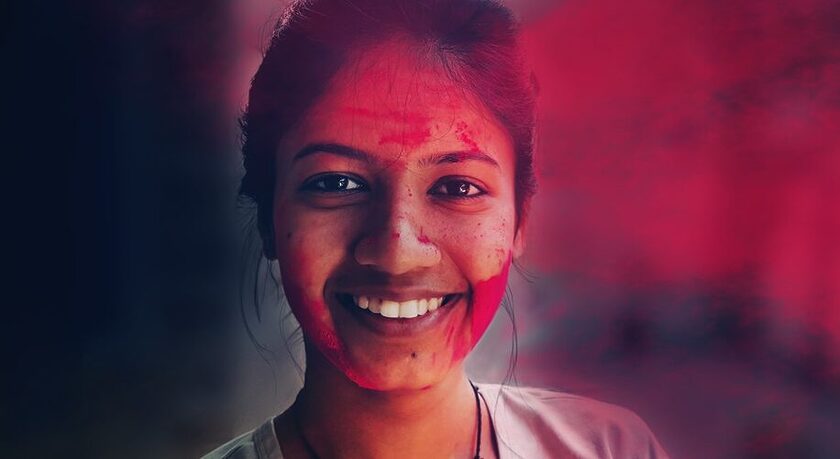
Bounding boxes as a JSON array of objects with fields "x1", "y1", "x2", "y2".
[{"x1": 513, "y1": 213, "x2": 528, "y2": 259}]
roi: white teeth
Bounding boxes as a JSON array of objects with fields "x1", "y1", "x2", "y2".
[
  {"x1": 428, "y1": 297, "x2": 440, "y2": 311},
  {"x1": 351, "y1": 295, "x2": 448, "y2": 319},
  {"x1": 380, "y1": 300, "x2": 399, "y2": 318},
  {"x1": 399, "y1": 300, "x2": 418, "y2": 318},
  {"x1": 418, "y1": 299, "x2": 428, "y2": 315}
]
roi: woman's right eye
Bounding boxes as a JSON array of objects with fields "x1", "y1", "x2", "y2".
[{"x1": 300, "y1": 173, "x2": 367, "y2": 193}]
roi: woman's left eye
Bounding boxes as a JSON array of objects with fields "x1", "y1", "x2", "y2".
[
  {"x1": 301, "y1": 174, "x2": 367, "y2": 193},
  {"x1": 428, "y1": 178, "x2": 486, "y2": 198}
]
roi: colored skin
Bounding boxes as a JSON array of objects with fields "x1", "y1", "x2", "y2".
[{"x1": 272, "y1": 41, "x2": 525, "y2": 391}]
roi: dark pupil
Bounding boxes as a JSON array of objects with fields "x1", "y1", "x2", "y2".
[
  {"x1": 447, "y1": 182, "x2": 470, "y2": 195},
  {"x1": 324, "y1": 176, "x2": 348, "y2": 190}
]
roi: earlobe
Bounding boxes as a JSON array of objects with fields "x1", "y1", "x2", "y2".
[
  {"x1": 513, "y1": 202, "x2": 530, "y2": 259},
  {"x1": 513, "y1": 225, "x2": 527, "y2": 259}
]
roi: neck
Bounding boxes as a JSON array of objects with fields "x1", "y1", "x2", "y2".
[{"x1": 290, "y1": 342, "x2": 478, "y2": 458}]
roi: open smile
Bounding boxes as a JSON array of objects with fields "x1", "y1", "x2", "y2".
[
  {"x1": 338, "y1": 292, "x2": 463, "y2": 335},
  {"x1": 337, "y1": 294, "x2": 462, "y2": 319}
]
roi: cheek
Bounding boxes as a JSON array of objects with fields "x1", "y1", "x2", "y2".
[
  {"x1": 439, "y1": 212, "x2": 516, "y2": 360},
  {"x1": 451, "y1": 253, "x2": 512, "y2": 361},
  {"x1": 279, "y1": 259, "x2": 337, "y2": 348},
  {"x1": 471, "y1": 266, "x2": 511, "y2": 348},
  {"x1": 276, "y1": 247, "x2": 339, "y2": 352},
  {"x1": 275, "y1": 217, "x2": 378, "y2": 388},
  {"x1": 441, "y1": 211, "x2": 515, "y2": 276}
]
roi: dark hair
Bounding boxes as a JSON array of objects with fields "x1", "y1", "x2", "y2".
[{"x1": 239, "y1": 0, "x2": 538, "y2": 257}]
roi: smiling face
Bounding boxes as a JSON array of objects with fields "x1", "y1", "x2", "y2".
[{"x1": 271, "y1": 41, "x2": 525, "y2": 391}]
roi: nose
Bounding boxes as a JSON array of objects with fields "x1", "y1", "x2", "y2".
[{"x1": 353, "y1": 196, "x2": 441, "y2": 275}]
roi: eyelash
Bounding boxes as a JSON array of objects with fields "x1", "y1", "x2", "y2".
[
  {"x1": 300, "y1": 173, "x2": 367, "y2": 193},
  {"x1": 299, "y1": 174, "x2": 487, "y2": 199},
  {"x1": 428, "y1": 177, "x2": 487, "y2": 199}
]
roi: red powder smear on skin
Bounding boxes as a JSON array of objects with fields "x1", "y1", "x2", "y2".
[
  {"x1": 452, "y1": 253, "x2": 513, "y2": 361},
  {"x1": 343, "y1": 106, "x2": 434, "y2": 148},
  {"x1": 455, "y1": 120, "x2": 481, "y2": 152},
  {"x1": 341, "y1": 106, "x2": 432, "y2": 125},
  {"x1": 445, "y1": 324, "x2": 456, "y2": 347},
  {"x1": 417, "y1": 234, "x2": 431, "y2": 244},
  {"x1": 378, "y1": 128, "x2": 432, "y2": 148},
  {"x1": 280, "y1": 256, "x2": 377, "y2": 389}
]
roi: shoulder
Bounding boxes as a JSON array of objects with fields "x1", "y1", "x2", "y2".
[
  {"x1": 201, "y1": 430, "x2": 259, "y2": 459},
  {"x1": 201, "y1": 418, "x2": 283, "y2": 459},
  {"x1": 478, "y1": 384, "x2": 668, "y2": 459}
]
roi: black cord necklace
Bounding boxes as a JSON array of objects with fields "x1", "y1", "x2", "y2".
[
  {"x1": 470, "y1": 380, "x2": 483, "y2": 459},
  {"x1": 293, "y1": 380, "x2": 483, "y2": 459}
]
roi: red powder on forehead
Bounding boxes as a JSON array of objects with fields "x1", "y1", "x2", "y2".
[
  {"x1": 341, "y1": 107, "x2": 432, "y2": 125},
  {"x1": 378, "y1": 127, "x2": 432, "y2": 148},
  {"x1": 455, "y1": 120, "x2": 481, "y2": 152},
  {"x1": 340, "y1": 106, "x2": 434, "y2": 149}
]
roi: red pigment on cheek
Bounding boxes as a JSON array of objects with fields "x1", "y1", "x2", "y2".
[
  {"x1": 452, "y1": 253, "x2": 512, "y2": 361},
  {"x1": 445, "y1": 324, "x2": 456, "y2": 347},
  {"x1": 279, "y1": 256, "x2": 377, "y2": 388}
]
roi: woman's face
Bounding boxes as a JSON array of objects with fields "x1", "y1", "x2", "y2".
[{"x1": 272, "y1": 42, "x2": 525, "y2": 391}]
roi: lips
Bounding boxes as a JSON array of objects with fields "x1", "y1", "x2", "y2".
[
  {"x1": 335, "y1": 291, "x2": 463, "y2": 335},
  {"x1": 338, "y1": 294, "x2": 460, "y2": 319}
]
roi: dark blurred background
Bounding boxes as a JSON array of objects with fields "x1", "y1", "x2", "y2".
[{"x1": 3, "y1": 0, "x2": 838, "y2": 458}]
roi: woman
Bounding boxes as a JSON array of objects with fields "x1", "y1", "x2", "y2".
[{"x1": 206, "y1": 0, "x2": 668, "y2": 457}]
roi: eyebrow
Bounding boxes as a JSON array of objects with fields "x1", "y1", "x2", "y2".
[
  {"x1": 293, "y1": 143, "x2": 372, "y2": 163},
  {"x1": 419, "y1": 151, "x2": 500, "y2": 168},
  {"x1": 293, "y1": 143, "x2": 500, "y2": 168}
]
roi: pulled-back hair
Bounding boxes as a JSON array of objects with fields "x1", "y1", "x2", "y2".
[{"x1": 240, "y1": 0, "x2": 538, "y2": 256}]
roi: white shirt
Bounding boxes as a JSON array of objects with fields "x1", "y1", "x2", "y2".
[{"x1": 202, "y1": 383, "x2": 668, "y2": 459}]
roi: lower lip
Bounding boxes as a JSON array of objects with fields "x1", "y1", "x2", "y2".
[{"x1": 337, "y1": 295, "x2": 464, "y2": 337}]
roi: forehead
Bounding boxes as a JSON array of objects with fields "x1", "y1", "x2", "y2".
[{"x1": 281, "y1": 41, "x2": 514, "y2": 166}]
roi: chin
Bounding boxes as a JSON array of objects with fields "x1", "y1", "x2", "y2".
[{"x1": 340, "y1": 344, "x2": 459, "y2": 392}]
